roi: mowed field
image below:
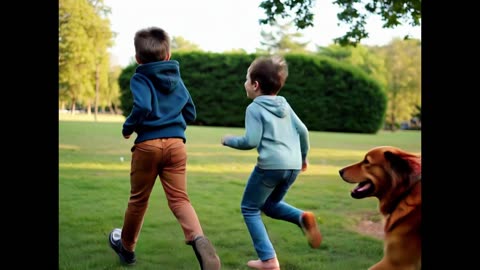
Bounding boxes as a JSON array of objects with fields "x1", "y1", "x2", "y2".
[{"x1": 59, "y1": 116, "x2": 421, "y2": 270}]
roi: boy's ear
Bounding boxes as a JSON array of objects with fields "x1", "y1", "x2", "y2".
[
  {"x1": 253, "y1": 80, "x2": 259, "y2": 90},
  {"x1": 164, "y1": 51, "x2": 171, "y2": 61}
]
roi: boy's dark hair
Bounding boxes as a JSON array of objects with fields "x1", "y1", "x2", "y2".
[
  {"x1": 249, "y1": 55, "x2": 289, "y2": 95},
  {"x1": 134, "y1": 27, "x2": 170, "y2": 64}
]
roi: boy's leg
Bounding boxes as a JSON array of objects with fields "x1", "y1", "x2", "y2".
[
  {"x1": 159, "y1": 138, "x2": 203, "y2": 241},
  {"x1": 109, "y1": 140, "x2": 161, "y2": 264},
  {"x1": 160, "y1": 138, "x2": 220, "y2": 270},
  {"x1": 241, "y1": 166, "x2": 277, "y2": 262},
  {"x1": 121, "y1": 141, "x2": 160, "y2": 251},
  {"x1": 261, "y1": 169, "x2": 303, "y2": 224},
  {"x1": 261, "y1": 169, "x2": 322, "y2": 248}
]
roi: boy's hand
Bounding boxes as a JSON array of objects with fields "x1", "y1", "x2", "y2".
[
  {"x1": 301, "y1": 159, "x2": 308, "y2": 172},
  {"x1": 221, "y1": 135, "x2": 234, "y2": 145}
]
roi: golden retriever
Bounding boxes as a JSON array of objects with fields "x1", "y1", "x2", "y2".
[{"x1": 338, "y1": 146, "x2": 421, "y2": 270}]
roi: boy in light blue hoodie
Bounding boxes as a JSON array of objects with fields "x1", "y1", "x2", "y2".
[{"x1": 221, "y1": 55, "x2": 322, "y2": 270}]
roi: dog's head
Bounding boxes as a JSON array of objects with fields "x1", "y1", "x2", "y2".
[{"x1": 338, "y1": 146, "x2": 421, "y2": 212}]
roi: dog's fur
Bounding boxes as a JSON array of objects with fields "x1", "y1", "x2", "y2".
[{"x1": 338, "y1": 146, "x2": 421, "y2": 270}]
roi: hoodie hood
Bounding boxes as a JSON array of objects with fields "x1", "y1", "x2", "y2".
[
  {"x1": 253, "y1": 95, "x2": 288, "y2": 118},
  {"x1": 135, "y1": 60, "x2": 181, "y2": 93}
]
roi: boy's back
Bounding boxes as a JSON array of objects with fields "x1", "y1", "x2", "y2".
[
  {"x1": 109, "y1": 26, "x2": 221, "y2": 270},
  {"x1": 123, "y1": 60, "x2": 195, "y2": 144}
]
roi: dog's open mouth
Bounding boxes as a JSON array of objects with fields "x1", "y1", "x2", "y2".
[{"x1": 351, "y1": 180, "x2": 375, "y2": 199}]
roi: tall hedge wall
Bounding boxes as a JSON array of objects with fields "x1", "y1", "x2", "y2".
[{"x1": 119, "y1": 52, "x2": 386, "y2": 134}]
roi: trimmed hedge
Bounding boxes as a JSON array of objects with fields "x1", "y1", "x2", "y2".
[{"x1": 119, "y1": 52, "x2": 386, "y2": 134}]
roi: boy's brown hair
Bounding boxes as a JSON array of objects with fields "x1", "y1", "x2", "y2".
[
  {"x1": 134, "y1": 27, "x2": 170, "y2": 64},
  {"x1": 249, "y1": 55, "x2": 289, "y2": 95}
]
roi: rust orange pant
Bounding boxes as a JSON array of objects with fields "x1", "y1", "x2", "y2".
[{"x1": 120, "y1": 138, "x2": 204, "y2": 252}]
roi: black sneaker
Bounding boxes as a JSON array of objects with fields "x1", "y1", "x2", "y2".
[
  {"x1": 108, "y1": 228, "x2": 136, "y2": 265},
  {"x1": 187, "y1": 235, "x2": 221, "y2": 270}
]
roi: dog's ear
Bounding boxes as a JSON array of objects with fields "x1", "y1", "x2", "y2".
[
  {"x1": 384, "y1": 151, "x2": 412, "y2": 175},
  {"x1": 385, "y1": 150, "x2": 421, "y2": 175}
]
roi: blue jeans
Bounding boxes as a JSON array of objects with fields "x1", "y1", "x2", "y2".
[{"x1": 241, "y1": 166, "x2": 303, "y2": 261}]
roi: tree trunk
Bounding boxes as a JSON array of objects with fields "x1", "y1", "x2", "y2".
[
  {"x1": 87, "y1": 101, "x2": 91, "y2": 115},
  {"x1": 94, "y1": 64, "x2": 100, "y2": 122},
  {"x1": 109, "y1": 103, "x2": 115, "y2": 114}
]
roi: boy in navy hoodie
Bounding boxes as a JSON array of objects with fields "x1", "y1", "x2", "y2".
[
  {"x1": 221, "y1": 55, "x2": 322, "y2": 270},
  {"x1": 109, "y1": 26, "x2": 221, "y2": 270}
]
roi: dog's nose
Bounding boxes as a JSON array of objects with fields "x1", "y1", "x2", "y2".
[{"x1": 339, "y1": 169, "x2": 344, "y2": 177}]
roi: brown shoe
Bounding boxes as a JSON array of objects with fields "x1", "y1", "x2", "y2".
[
  {"x1": 247, "y1": 257, "x2": 280, "y2": 270},
  {"x1": 300, "y1": 211, "x2": 322, "y2": 248},
  {"x1": 188, "y1": 236, "x2": 221, "y2": 270}
]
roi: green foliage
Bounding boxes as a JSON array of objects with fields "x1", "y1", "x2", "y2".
[
  {"x1": 259, "y1": 0, "x2": 315, "y2": 29},
  {"x1": 318, "y1": 40, "x2": 421, "y2": 128},
  {"x1": 171, "y1": 36, "x2": 202, "y2": 52},
  {"x1": 59, "y1": 121, "x2": 421, "y2": 270},
  {"x1": 258, "y1": 0, "x2": 421, "y2": 46},
  {"x1": 258, "y1": 20, "x2": 310, "y2": 54},
  {"x1": 117, "y1": 52, "x2": 386, "y2": 133},
  {"x1": 317, "y1": 44, "x2": 388, "y2": 91},
  {"x1": 118, "y1": 64, "x2": 138, "y2": 117},
  {"x1": 105, "y1": 66, "x2": 122, "y2": 113},
  {"x1": 412, "y1": 104, "x2": 421, "y2": 121},
  {"x1": 59, "y1": 0, "x2": 114, "y2": 112},
  {"x1": 377, "y1": 38, "x2": 421, "y2": 129},
  {"x1": 284, "y1": 54, "x2": 387, "y2": 133}
]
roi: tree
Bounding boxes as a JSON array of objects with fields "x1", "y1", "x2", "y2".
[
  {"x1": 379, "y1": 38, "x2": 421, "y2": 130},
  {"x1": 223, "y1": 48, "x2": 248, "y2": 54},
  {"x1": 257, "y1": 20, "x2": 310, "y2": 54},
  {"x1": 102, "y1": 65, "x2": 122, "y2": 114},
  {"x1": 88, "y1": 0, "x2": 113, "y2": 121},
  {"x1": 59, "y1": 0, "x2": 114, "y2": 116},
  {"x1": 259, "y1": 0, "x2": 421, "y2": 46},
  {"x1": 59, "y1": 0, "x2": 96, "y2": 113},
  {"x1": 171, "y1": 36, "x2": 202, "y2": 52},
  {"x1": 317, "y1": 44, "x2": 387, "y2": 88}
]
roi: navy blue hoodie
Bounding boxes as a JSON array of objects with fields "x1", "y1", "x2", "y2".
[{"x1": 122, "y1": 60, "x2": 196, "y2": 144}]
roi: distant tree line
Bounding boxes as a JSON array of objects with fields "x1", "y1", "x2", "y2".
[
  {"x1": 59, "y1": 0, "x2": 120, "y2": 120},
  {"x1": 59, "y1": 1, "x2": 420, "y2": 130}
]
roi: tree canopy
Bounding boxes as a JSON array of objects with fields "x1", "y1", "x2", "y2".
[
  {"x1": 59, "y1": 0, "x2": 115, "y2": 114},
  {"x1": 171, "y1": 36, "x2": 202, "y2": 52},
  {"x1": 258, "y1": 21, "x2": 310, "y2": 54},
  {"x1": 259, "y1": 0, "x2": 421, "y2": 46}
]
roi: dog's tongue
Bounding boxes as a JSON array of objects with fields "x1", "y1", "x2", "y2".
[{"x1": 355, "y1": 182, "x2": 372, "y2": 192}]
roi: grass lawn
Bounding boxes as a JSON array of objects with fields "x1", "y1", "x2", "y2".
[{"x1": 59, "y1": 118, "x2": 420, "y2": 270}]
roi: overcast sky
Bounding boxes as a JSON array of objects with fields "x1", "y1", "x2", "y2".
[{"x1": 104, "y1": 0, "x2": 421, "y2": 67}]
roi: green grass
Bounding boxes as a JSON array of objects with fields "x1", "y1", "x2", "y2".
[{"x1": 59, "y1": 120, "x2": 421, "y2": 270}]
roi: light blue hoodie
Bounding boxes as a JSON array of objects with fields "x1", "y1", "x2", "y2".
[{"x1": 223, "y1": 95, "x2": 309, "y2": 170}]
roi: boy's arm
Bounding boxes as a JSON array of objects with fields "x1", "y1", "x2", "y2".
[
  {"x1": 182, "y1": 91, "x2": 196, "y2": 123},
  {"x1": 291, "y1": 109, "x2": 310, "y2": 164},
  {"x1": 222, "y1": 106, "x2": 261, "y2": 150},
  {"x1": 122, "y1": 74, "x2": 152, "y2": 137}
]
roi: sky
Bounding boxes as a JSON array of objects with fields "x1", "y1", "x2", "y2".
[{"x1": 104, "y1": 0, "x2": 421, "y2": 67}]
